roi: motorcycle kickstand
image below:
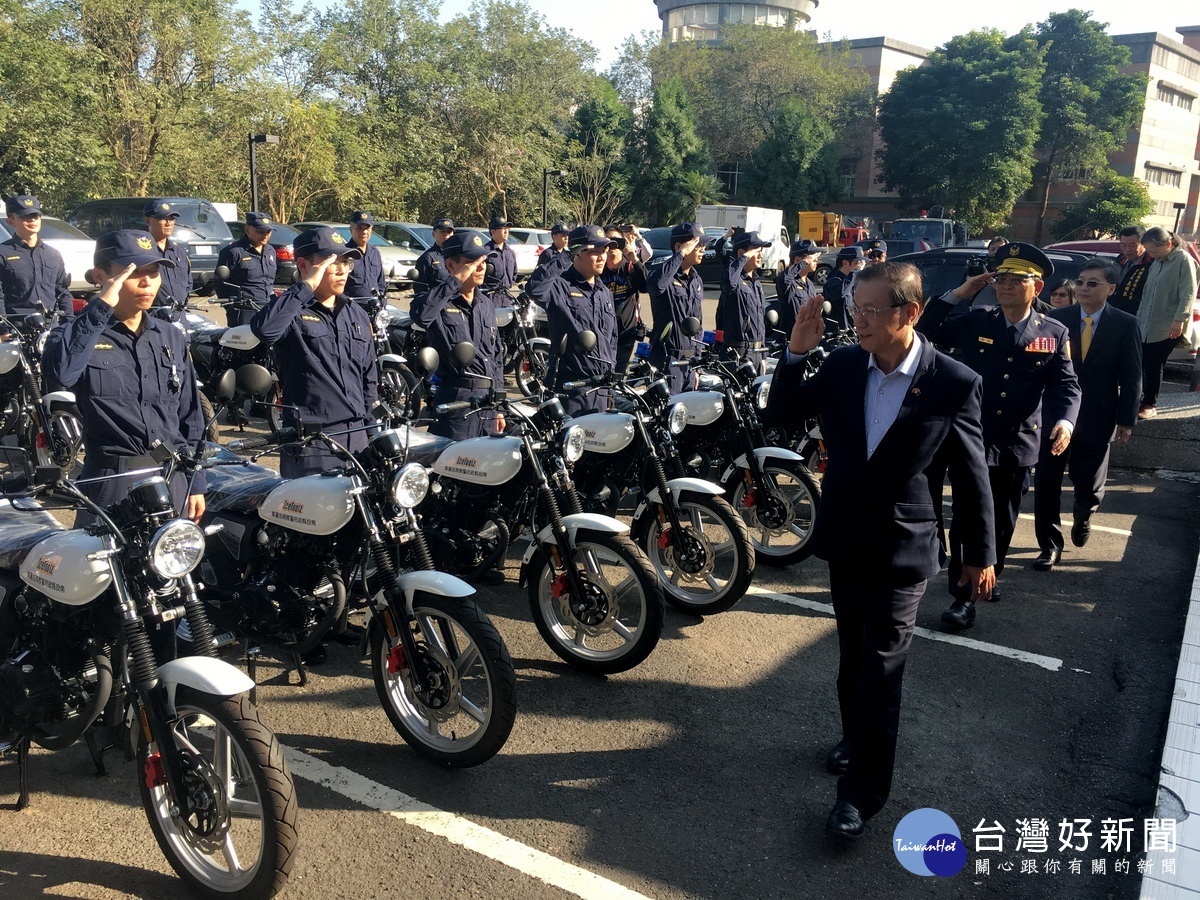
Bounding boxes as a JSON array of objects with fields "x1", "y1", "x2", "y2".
[
  {"x1": 288, "y1": 653, "x2": 309, "y2": 688},
  {"x1": 14, "y1": 737, "x2": 30, "y2": 810},
  {"x1": 245, "y1": 642, "x2": 260, "y2": 707},
  {"x1": 83, "y1": 727, "x2": 110, "y2": 777}
]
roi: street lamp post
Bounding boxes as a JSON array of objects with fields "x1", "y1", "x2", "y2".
[
  {"x1": 248, "y1": 133, "x2": 281, "y2": 212},
  {"x1": 1174, "y1": 202, "x2": 1187, "y2": 234},
  {"x1": 542, "y1": 169, "x2": 565, "y2": 228}
]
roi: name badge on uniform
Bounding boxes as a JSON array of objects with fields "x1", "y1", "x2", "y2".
[
  {"x1": 1026, "y1": 336, "x2": 1056, "y2": 353},
  {"x1": 301, "y1": 314, "x2": 321, "y2": 322},
  {"x1": 5, "y1": 256, "x2": 19, "y2": 261},
  {"x1": 672, "y1": 280, "x2": 683, "y2": 287},
  {"x1": 569, "y1": 291, "x2": 583, "y2": 298},
  {"x1": 978, "y1": 336, "x2": 994, "y2": 345},
  {"x1": 93, "y1": 342, "x2": 114, "y2": 350},
  {"x1": 240, "y1": 256, "x2": 252, "y2": 262},
  {"x1": 444, "y1": 308, "x2": 463, "y2": 315}
]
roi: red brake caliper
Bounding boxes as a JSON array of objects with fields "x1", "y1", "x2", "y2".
[
  {"x1": 657, "y1": 528, "x2": 673, "y2": 550},
  {"x1": 144, "y1": 752, "x2": 167, "y2": 790},
  {"x1": 387, "y1": 645, "x2": 407, "y2": 674},
  {"x1": 551, "y1": 573, "x2": 570, "y2": 598},
  {"x1": 742, "y1": 488, "x2": 758, "y2": 509}
]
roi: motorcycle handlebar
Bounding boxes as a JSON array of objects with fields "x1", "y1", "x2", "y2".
[
  {"x1": 435, "y1": 401, "x2": 473, "y2": 414},
  {"x1": 227, "y1": 427, "x2": 297, "y2": 452},
  {"x1": 562, "y1": 373, "x2": 607, "y2": 390}
]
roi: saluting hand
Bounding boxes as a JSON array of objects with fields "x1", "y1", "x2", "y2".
[
  {"x1": 1049, "y1": 422, "x2": 1072, "y2": 456},
  {"x1": 98, "y1": 263, "x2": 137, "y2": 308},
  {"x1": 788, "y1": 293, "x2": 826, "y2": 356},
  {"x1": 302, "y1": 254, "x2": 336, "y2": 292}
]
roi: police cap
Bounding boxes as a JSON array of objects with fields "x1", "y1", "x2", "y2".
[
  {"x1": 550, "y1": 222, "x2": 571, "y2": 236},
  {"x1": 488, "y1": 216, "x2": 512, "y2": 230},
  {"x1": 670, "y1": 222, "x2": 706, "y2": 245},
  {"x1": 433, "y1": 218, "x2": 455, "y2": 232},
  {"x1": 94, "y1": 230, "x2": 178, "y2": 270},
  {"x1": 569, "y1": 225, "x2": 619, "y2": 252},
  {"x1": 732, "y1": 230, "x2": 772, "y2": 251},
  {"x1": 293, "y1": 226, "x2": 363, "y2": 261},
  {"x1": 441, "y1": 230, "x2": 490, "y2": 261},
  {"x1": 995, "y1": 242, "x2": 1053, "y2": 280},
  {"x1": 790, "y1": 239, "x2": 821, "y2": 257},
  {"x1": 5, "y1": 194, "x2": 42, "y2": 217},
  {"x1": 245, "y1": 211, "x2": 274, "y2": 230},
  {"x1": 836, "y1": 245, "x2": 866, "y2": 261},
  {"x1": 144, "y1": 199, "x2": 181, "y2": 220},
  {"x1": 349, "y1": 211, "x2": 374, "y2": 225}
]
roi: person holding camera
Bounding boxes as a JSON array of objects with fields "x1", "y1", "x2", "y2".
[
  {"x1": 602, "y1": 226, "x2": 648, "y2": 375},
  {"x1": 858, "y1": 239, "x2": 888, "y2": 265}
]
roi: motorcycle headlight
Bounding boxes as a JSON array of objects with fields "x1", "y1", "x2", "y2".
[
  {"x1": 35, "y1": 329, "x2": 49, "y2": 356},
  {"x1": 668, "y1": 402, "x2": 688, "y2": 435},
  {"x1": 562, "y1": 424, "x2": 585, "y2": 462},
  {"x1": 391, "y1": 462, "x2": 429, "y2": 508},
  {"x1": 147, "y1": 519, "x2": 205, "y2": 579},
  {"x1": 374, "y1": 306, "x2": 398, "y2": 331},
  {"x1": 755, "y1": 381, "x2": 771, "y2": 410}
]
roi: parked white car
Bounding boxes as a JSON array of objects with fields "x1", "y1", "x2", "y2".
[
  {"x1": 291, "y1": 222, "x2": 420, "y2": 290},
  {"x1": 0, "y1": 216, "x2": 95, "y2": 292}
]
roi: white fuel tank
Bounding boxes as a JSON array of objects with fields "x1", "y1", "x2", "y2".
[
  {"x1": 0, "y1": 341, "x2": 21, "y2": 375},
  {"x1": 19, "y1": 531, "x2": 113, "y2": 606},
  {"x1": 672, "y1": 390, "x2": 725, "y2": 427},
  {"x1": 219, "y1": 324, "x2": 261, "y2": 350},
  {"x1": 260, "y1": 475, "x2": 355, "y2": 535},
  {"x1": 572, "y1": 412, "x2": 636, "y2": 455},
  {"x1": 432, "y1": 435, "x2": 523, "y2": 486}
]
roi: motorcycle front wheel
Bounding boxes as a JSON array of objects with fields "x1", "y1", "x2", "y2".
[
  {"x1": 723, "y1": 460, "x2": 820, "y2": 567},
  {"x1": 527, "y1": 533, "x2": 665, "y2": 675},
  {"x1": 371, "y1": 595, "x2": 517, "y2": 767},
  {"x1": 379, "y1": 362, "x2": 422, "y2": 420},
  {"x1": 139, "y1": 688, "x2": 298, "y2": 900},
  {"x1": 638, "y1": 494, "x2": 755, "y2": 616},
  {"x1": 514, "y1": 344, "x2": 550, "y2": 398}
]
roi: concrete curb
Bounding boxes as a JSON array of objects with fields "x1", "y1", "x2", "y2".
[{"x1": 1111, "y1": 386, "x2": 1200, "y2": 473}]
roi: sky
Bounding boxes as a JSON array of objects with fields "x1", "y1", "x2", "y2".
[{"x1": 430, "y1": 1, "x2": 1197, "y2": 71}]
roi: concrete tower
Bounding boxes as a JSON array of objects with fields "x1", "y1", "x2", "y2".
[{"x1": 653, "y1": 0, "x2": 819, "y2": 44}]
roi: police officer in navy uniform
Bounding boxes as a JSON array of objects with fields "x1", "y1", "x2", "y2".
[
  {"x1": 536, "y1": 222, "x2": 571, "y2": 269},
  {"x1": 918, "y1": 242, "x2": 1080, "y2": 628},
  {"x1": 648, "y1": 223, "x2": 706, "y2": 394},
  {"x1": 215, "y1": 211, "x2": 278, "y2": 326},
  {"x1": 144, "y1": 200, "x2": 192, "y2": 316},
  {"x1": 720, "y1": 230, "x2": 772, "y2": 368},
  {"x1": 410, "y1": 230, "x2": 505, "y2": 440},
  {"x1": 526, "y1": 224, "x2": 618, "y2": 416},
  {"x1": 602, "y1": 226, "x2": 648, "y2": 375},
  {"x1": 858, "y1": 238, "x2": 888, "y2": 265},
  {"x1": 775, "y1": 239, "x2": 822, "y2": 341},
  {"x1": 250, "y1": 227, "x2": 376, "y2": 478},
  {"x1": 0, "y1": 194, "x2": 73, "y2": 319},
  {"x1": 412, "y1": 217, "x2": 455, "y2": 301},
  {"x1": 823, "y1": 245, "x2": 864, "y2": 332},
  {"x1": 344, "y1": 211, "x2": 387, "y2": 302},
  {"x1": 43, "y1": 230, "x2": 206, "y2": 519},
  {"x1": 483, "y1": 216, "x2": 517, "y2": 294}
]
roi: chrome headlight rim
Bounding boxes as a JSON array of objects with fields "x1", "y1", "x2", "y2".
[
  {"x1": 374, "y1": 306, "x2": 399, "y2": 332},
  {"x1": 35, "y1": 329, "x2": 50, "y2": 356},
  {"x1": 147, "y1": 518, "x2": 205, "y2": 579},
  {"x1": 667, "y1": 402, "x2": 689, "y2": 435},
  {"x1": 562, "y1": 424, "x2": 585, "y2": 462},
  {"x1": 755, "y1": 381, "x2": 771, "y2": 410},
  {"x1": 391, "y1": 462, "x2": 430, "y2": 508}
]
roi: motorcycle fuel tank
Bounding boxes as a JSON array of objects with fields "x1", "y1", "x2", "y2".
[
  {"x1": 218, "y1": 325, "x2": 261, "y2": 350},
  {"x1": 571, "y1": 412, "x2": 636, "y2": 454},
  {"x1": 672, "y1": 391, "x2": 725, "y2": 427},
  {"x1": 0, "y1": 341, "x2": 21, "y2": 375},
  {"x1": 19, "y1": 531, "x2": 113, "y2": 607},
  {"x1": 260, "y1": 475, "x2": 355, "y2": 535},
  {"x1": 432, "y1": 435, "x2": 523, "y2": 486}
]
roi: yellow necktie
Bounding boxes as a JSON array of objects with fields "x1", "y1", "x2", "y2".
[{"x1": 1081, "y1": 316, "x2": 1093, "y2": 361}]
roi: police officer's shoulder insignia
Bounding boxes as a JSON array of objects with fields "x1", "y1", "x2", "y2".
[
  {"x1": 94, "y1": 342, "x2": 114, "y2": 350},
  {"x1": 136, "y1": 236, "x2": 153, "y2": 250},
  {"x1": 978, "y1": 336, "x2": 994, "y2": 345}
]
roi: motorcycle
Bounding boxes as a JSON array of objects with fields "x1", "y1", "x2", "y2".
[
  {"x1": 564, "y1": 366, "x2": 756, "y2": 616},
  {"x1": 670, "y1": 319, "x2": 821, "y2": 567},
  {"x1": 350, "y1": 290, "x2": 426, "y2": 421},
  {"x1": 501, "y1": 290, "x2": 550, "y2": 398},
  {"x1": 404, "y1": 346, "x2": 665, "y2": 675},
  {"x1": 0, "y1": 454, "x2": 296, "y2": 898},
  {"x1": 0, "y1": 307, "x2": 83, "y2": 475},
  {"x1": 199, "y1": 419, "x2": 517, "y2": 767}
]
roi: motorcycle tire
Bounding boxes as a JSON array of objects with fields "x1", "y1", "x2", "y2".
[
  {"x1": 527, "y1": 532, "x2": 665, "y2": 675},
  {"x1": 636, "y1": 494, "x2": 755, "y2": 616},
  {"x1": 380, "y1": 362, "x2": 422, "y2": 420},
  {"x1": 723, "y1": 459, "x2": 820, "y2": 567},
  {"x1": 370, "y1": 594, "x2": 517, "y2": 767},
  {"x1": 514, "y1": 345, "x2": 550, "y2": 399},
  {"x1": 263, "y1": 382, "x2": 285, "y2": 436},
  {"x1": 138, "y1": 687, "x2": 298, "y2": 900},
  {"x1": 199, "y1": 392, "x2": 220, "y2": 443}
]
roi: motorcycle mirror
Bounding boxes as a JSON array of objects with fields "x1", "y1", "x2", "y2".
[
  {"x1": 85, "y1": 267, "x2": 100, "y2": 286},
  {"x1": 59, "y1": 271, "x2": 71, "y2": 290},
  {"x1": 495, "y1": 307, "x2": 515, "y2": 327},
  {"x1": 236, "y1": 364, "x2": 276, "y2": 398},
  {"x1": 660, "y1": 322, "x2": 673, "y2": 340},
  {"x1": 291, "y1": 268, "x2": 302, "y2": 284},
  {"x1": 822, "y1": 301, "x2": 832, "y2": 316},
  {"x1": 406, "y1": 267, "x2": 418, "y2": 280},
  {"x1": 215, "y1": 265, "x2": 231, "y2": 280},
  {"x1": 765, "y1": 309, "x2": 779, "y2": 327},
  {"x1": 576, "y1": 330, "x2": 597, "y2": 351},
  {"x1": 682, "y1": 316, "x2": 702, "y2": 336},
  {"x1": 414, "y1": 346, "x2": 440, "y2": 375},
  {"x1": 450, "y1": 341, "x2": 476, "y2": 368}
]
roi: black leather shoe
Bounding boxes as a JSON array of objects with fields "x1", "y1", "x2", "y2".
[
  {"x1": 826, "y1": 740, "x2": 850, "y2": 776},
  {"x1": 941, "y1": 599, "x2": 976, "y2": 629},
  {"x1": 1033, "y1": 548, "x2": 1061, "y2": 571},
  {"x1": 330, "y1": 623, "x2": 365, "y2": 646},
  {"x1": 986, "y1": 583, "x2": 1001, "y2": 602},
  {"x1": 825, "y1": 800, "x2": 866, "y2": 840},
  {"x1": 1071, "y1": 518, "x2": 1091, "y2": 548},
  {"x1": 301, "y1": 643, "x2": 327, "y2": 666}
]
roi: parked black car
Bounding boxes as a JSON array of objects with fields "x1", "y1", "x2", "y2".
[
  {"x1": 65, "y1": 197, "x2": 233, "y2": 289},
  {"x1": 227, "y1": 220, "x2": 299, "y2": 287},
  {"x1": 890, "y1": 247, "x2": 1098, "y2": 304}
]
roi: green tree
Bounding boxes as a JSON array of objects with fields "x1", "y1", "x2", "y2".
[
  {"x1": 877, "y1": 29, "x2": 1046, "y2": 232},
  {"x1": 739, "y1": 100, "x2": 842, "y2": 221},
  {"x1": 1049, "y1": 174, "x2": 1152, "y2": 240},
  {"x1": 564, "y1": 78, "x2": 634, "y2": 225},
  {"x1": 628, "y1": 77, "x2": 710, "y2": 225},
  {"x1": 1029, "y1": 9, "x2": 1146, "y2": 244}
]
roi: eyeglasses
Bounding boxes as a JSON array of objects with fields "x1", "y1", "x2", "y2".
[
  {"x1": 1073, "y1": 279, "x2": 1109, "y2": 288},
  {"x1": 993, "y1": 274, "x2": 1036, "y2": 286},
  {"x1": 847, "y1": 302, "x2": 908, "y2": 320}
]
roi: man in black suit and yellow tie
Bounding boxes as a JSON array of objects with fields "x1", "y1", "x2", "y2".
[
  {"x1": 1033, "y1": 259, "x2": 1142, "y2": 568},
  {"x1": 767, "y1": 262, "x2": 996, "y2": 841},
  {"x1": 918, "y1": 242, "x2": 1081, "y2": 629}
]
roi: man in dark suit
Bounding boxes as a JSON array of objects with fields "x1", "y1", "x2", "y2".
[
  {"x1": 918, "y1": 242, "x2": 1080, "y2": 628},
  {"x1": 767, "y1": 262, "x2": 996, "y2": 841},
  {"x1": 1033, "y1": 259, "x2": 1141, "y2": 568}
]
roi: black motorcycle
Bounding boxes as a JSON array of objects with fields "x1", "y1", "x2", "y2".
[
  {"x1": 501, "y1": 290, "x2": 550, "y2": 398},
  {"x1": 349, "y1": 290, "x2": 426, "y2": 420}
]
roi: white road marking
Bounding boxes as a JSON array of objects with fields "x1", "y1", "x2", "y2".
[
  {"x1": 744, "y1": 586, "x2": 1064, "y2": 672},
  {"x1": 283, "y1": 746, "x2": 652, "y2": 900},
  {"x1": 1017, "y1": 512, "x2": 1132, "y2": 537}
]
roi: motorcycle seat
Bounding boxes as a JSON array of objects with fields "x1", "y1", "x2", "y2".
[
  {"x1": 404, "y1": 431, "x2": 455, "y2": 466},
  {"x1": 204, "y1": 460, "x2": 286, "y2": 515},
  {"x1": 0, "y1": 500, "x2": 64, "y2": 570}
]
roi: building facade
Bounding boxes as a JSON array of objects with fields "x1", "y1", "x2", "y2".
[{"x1": 652, "y1": 0, "x2": 818, "y2": 44}]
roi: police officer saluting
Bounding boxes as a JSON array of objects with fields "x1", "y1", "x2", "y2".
[
  {"x1": 144, "y1": 200, "x2": 192, "y2": 315},
  {"x1": 918, "y1": 242, "x2": 1080, "y2": 628},
  {"x1": 775, "y1": 239, "x2": 822, "y2": 341},
  {"x1": 823, "y1": 245, "x2": 865, "y2": 331},
  {"x1": 409, "y1": 230, "x2": 505, "y2": 439},
  {"x1": 483, "y1": 216, "x2": 517, "y2": 294},
  {"x1": 0, "y1": 193, "x2": 73, "y2": 319},
  {"x1": 602, "y1": 225, "x2": 648, "y2": 375},
  {"x1": 43, "y1": 230, "x2": 206, "y2": 518},
  {"x1": 720, "y1": 229, "x2": 772, "y2": 368},
  {"x1": 647, "y1": 222, "x2": 706, "y2": 393},
  {"x1": 413, "y1": 217, "x2": 454, "y2": 301},
  {"x1": 537, "y1": 222, "x2": 571, "y2": 269},
  {"x1": 215, "y1": 211, "x2": 277, "y2": 326},
  {"x1": 343, "y1": 211, "x2": 387, "y2": 302},
  {"x1": 250, "y1": 227, "x2": 376, "y2": 478},
  {"x1": 526, "y1": 225, "x2": 618, "y2": 416}
]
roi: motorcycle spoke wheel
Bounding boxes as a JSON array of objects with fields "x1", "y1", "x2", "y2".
[
  {"x1": 724, "y1": 461, "x2": 820, "y2": 567},
  {"x1": 371, "y1": 595, "x2": 516, "y2": 767},
  {"x1": 528, "y1": 534, "x2": 664, "y2": 675},
  {"x1": 379, "y1": 363, "x2": 422, "y2": 419},
  {"x1": 642, "y1": 496, "x2": 755, "y2": 616},
  {"x1": 515, "y1": 346, "x2": 550, "y2": 398},
  {"x1": 139, "y1": 688, "x2": 297, "y2": 900}
]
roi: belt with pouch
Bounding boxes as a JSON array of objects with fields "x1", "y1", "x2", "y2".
[
  {"x1": 88, "y1": 452, "x2": 162, "y2": 473},
  {"x1": 441, "y1": 374, "x2": 493, "y2": 390}
]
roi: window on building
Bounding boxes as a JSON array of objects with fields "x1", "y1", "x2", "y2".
[
  {"x1": 1155, "y1": 199, "x2": 1177, "y2": 217},
  {"x1": 724, "y1": 4, "x2": 790, "y2": 27},
  {"x1": 1156, "y1": 83, "x2": 1196, "y2": 111},
  {"x1": 667, "y1": 5, "x2": 720, "y2": 42},
  {"x1": 1145, "y1": 165, "x2": 1183, "y2": 188}
]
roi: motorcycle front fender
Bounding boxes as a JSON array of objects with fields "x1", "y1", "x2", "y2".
[
  {"x1": 395, "y1": 570, "x2": 474, "y2": 615},
  {"x1": 529, "y1": 337, "x2": 551, "y2": 351},
  {"x1": 158, "y1": 657, "x2": 255, "y2": 710},
  {"x1": 42, "y1": 390, "x2": 77, "y2": 411},
  {"x1": 645, "y1": 477, "x2": 724, "y2": 504},
  {"x1": 520, "y1": 513, "x2": 630, "y2": 582},
  {"x1": 728, "y1": 446, "x2": 804, "y2": 472},
  {"x1": 378, "y1": 353, "x2": 408, "y2": 366}
]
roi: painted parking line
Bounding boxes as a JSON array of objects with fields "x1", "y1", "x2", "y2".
[
  {"x1": 1017, "y1": 513, "x2": 1133, "y2": 537},
  {"x1": 283, "y1": 747, "x2": 652, "y2": 900},
  {"x1": 744, "y1": 586, "x2": 1064, "y2": 672}
]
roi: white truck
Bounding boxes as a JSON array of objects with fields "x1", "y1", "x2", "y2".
[{"x1": 696, "y1": 205, "x2": 791, "y2": 273}]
